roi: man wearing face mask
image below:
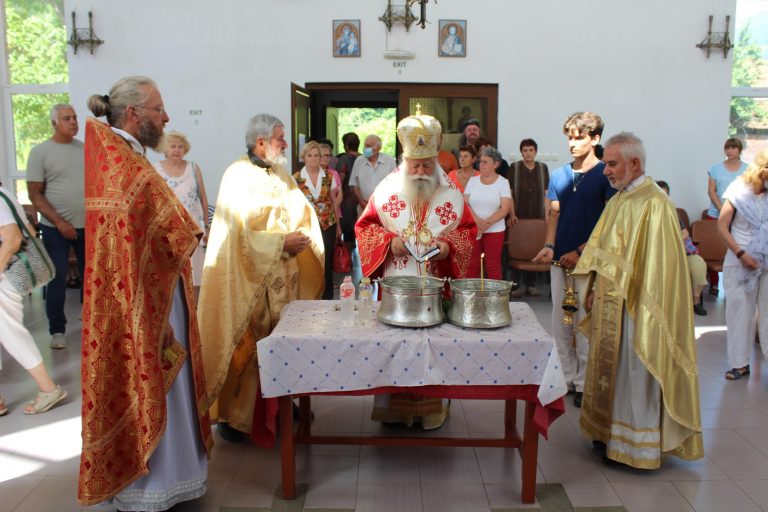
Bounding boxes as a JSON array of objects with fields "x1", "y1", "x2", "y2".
[
  {"x1": 349, "y1": 134, "x2": 397, "y2": 215},
  {"x1": 198, "y1": 113, "x2": 324, "y2": 444}
]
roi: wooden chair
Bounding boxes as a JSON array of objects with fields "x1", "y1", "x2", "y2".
[
  {"x1": 508, "y1": 219, "x2": 551, "y2": 274},
  {"x1": 676, "y1": 208, "x2": 691, "y2": 233},
  {"x1": 690, "y1": 220, "x2": 726, "y2": 275}
]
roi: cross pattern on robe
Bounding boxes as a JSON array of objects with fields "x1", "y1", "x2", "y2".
[{"x1": 598, "y1": 374, "x2": 610, "y2": 392}]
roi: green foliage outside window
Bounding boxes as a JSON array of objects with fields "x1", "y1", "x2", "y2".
[
  {"x1": 730, "y1": 23, "x2": 768, "y2": 137},
  {"x1": 336, "y1": 108, "x2": 397, "y2": 158},
  {"x1": 5, "y1": 0, "x2": 69, "y2": 171}
]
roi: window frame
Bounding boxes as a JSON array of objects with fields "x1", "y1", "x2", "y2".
[{"x1": 0, "y1": 1, "x2": 70, "y2": 198}]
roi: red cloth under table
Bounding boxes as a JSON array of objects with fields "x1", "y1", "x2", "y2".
[{"x1": 251, "y1": 384, "x2": 566, "y2": 448}]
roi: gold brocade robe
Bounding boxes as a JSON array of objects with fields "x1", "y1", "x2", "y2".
[
  {"x1": 78, "y1": 119, "x2": 213, "y2": 506},
  {"x1": 198, "y1": 157, "x2": 323, "y2": 432},
  {"x1": 573, "y1": 177, "x2": 703, "y2": 465}
]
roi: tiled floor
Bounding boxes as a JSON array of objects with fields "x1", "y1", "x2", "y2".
[{"x1": 0, "y1": 284, "x2": 762, "y2": 511}]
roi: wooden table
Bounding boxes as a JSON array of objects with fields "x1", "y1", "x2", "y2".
[{"x1": 256, "y1": 301, "x2": 567, "y2": 504}]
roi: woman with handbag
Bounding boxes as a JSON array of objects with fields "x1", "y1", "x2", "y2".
[
  {"x1": 0, "y1": 185, "x2": 67, "y2": 415},
  {"x1": 154, "y1": 131, "x2": 209, "y2": 294},
  {"x1": 294, "y1": 141, "x2": 340, "y2": 299}
]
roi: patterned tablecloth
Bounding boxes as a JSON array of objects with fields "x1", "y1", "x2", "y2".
[{"x1": 257, "y1": 301, "x2": 567, "y2": 405}]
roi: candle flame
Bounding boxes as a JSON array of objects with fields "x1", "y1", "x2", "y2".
[{"x1": 481, "y1": 252, "x2": 485, "y2": 258}]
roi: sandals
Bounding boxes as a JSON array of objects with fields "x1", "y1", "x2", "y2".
[
  {"x1": 725, "y1": 366, "x2": 750, "y2": 381},
  {"x1": 0, "y1": 396, "x2": 8, "y2": 416},
  {"x1": 24, "y1": 385, "x2": 67, "y2": 414}
]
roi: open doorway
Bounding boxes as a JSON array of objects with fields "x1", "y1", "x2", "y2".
[{"x1": 326, "y1": 107, "x2": 398, "y2": 158}]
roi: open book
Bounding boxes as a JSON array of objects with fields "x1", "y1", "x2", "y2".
[{"x1": 404, "y1": 240, "x2": 441, "y2": 263}]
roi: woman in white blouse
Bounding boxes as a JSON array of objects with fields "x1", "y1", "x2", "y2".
[{"x1": 464, "y1": 147, "x2": 513, "y2": 280}]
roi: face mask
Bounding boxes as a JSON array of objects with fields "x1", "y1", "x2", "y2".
[{"x1": 363, "y1": 147, "x2": 374, "y2": 158}]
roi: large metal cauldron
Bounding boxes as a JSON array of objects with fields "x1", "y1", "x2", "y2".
[
  {"x1": 377, "y1": 276, "x2": 445, "y2": 328},
  {"x1": 448, "y1": 278, "x2": 512, "y2": 328}
]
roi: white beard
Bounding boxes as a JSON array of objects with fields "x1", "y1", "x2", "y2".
[
  {"x1": 402, "y1": 173, "x2": 439, "y2": 207},
  {"x1": 266, "y1": 149, "x2": 287, "y2": 167}
]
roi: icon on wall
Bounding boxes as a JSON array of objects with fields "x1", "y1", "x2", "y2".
[
  {"x1": 333, "y1": 20, "x2": 361, "y2": 57},
  {"x1": 438, "y1": 19, "x2": 466, "y2": 57}
]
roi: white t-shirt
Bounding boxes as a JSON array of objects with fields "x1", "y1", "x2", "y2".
[
  {"x1": 464, "y1": 175, "x2": 512, "y2": 233},
  {"x1": 0, "y1": 186, "x2": 27, "y2": 244}
]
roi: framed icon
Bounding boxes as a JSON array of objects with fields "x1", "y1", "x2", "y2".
[
  {"x1": 438, "y1": 19, "x2": 466, "y2": 57},
  {"x1": 333, "y1": 20, "x2": 361, "y2": 57}
]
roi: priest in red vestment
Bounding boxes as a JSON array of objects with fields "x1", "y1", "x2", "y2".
[
  {"x1": 355, "y1": 112, "x2": 476, "y2": 428},
  {"x1": 78, "y1": 76, "x2": 212, "y2": 511}
]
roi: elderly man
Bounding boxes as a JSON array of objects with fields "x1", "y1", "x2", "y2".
[
  {"x1": 199, "y1": 114, "x2": 324, "y2": 443},
  {"x1": 78, "y1": 76, "x2": 213, "y2": 511},
  {"x1": 349, "y1": 134, "x2": 397, "y2": 214},
  {"x1": 458, "y1": 118, "x2": 482, "y2": 148},
  {"x1": 356, "y1": 113, "x2": 476, "y2": 429},
  {"x1": 573, "y1": 132, "x2": 703, "y2": 469},
  {"x1": 26, "y1": 104, "x2": 85, "y2": 349}
]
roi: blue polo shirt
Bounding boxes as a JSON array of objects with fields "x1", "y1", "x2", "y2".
[{"x1": 547, "y1": 161, "x2": 615, "y2": 259}]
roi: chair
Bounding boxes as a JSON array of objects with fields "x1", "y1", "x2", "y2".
[
  {"x1": 690, "y1": 220, "x2": 726, "y2": 275},
  {"x1": 676, "y1": 208, "x2": 691, "y2": 233},
  {"x1": 701, "y1": 209, "x2": 709, "y2": 220},
  {"x1": 508, "y1": 219, "x2": 551, "y2": 273}
]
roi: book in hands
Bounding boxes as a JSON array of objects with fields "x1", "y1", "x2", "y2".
[{"x1": 404, "y1": 241, "x2": 441, "y2": 263}]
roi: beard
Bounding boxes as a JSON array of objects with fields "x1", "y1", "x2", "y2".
[
  {"x1": 402, "y1": 172, "x2": 439, "y2": 206},
  {"x1": 265, "y1": 147, "x2": 287, "y2": 167},
  {"x1": 137, "y1": 117, "x2": 163, "y2": 150}
]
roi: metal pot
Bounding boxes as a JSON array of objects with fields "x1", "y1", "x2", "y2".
[
  {"x1": 447, "y1": 278, "x2": 512, "y2": 329},
  {"x1": 377, "y1": 276, "x2": 445, "y2": 328}
]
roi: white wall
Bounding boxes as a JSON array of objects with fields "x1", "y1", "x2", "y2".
[{"x1": 66, "y1": 0, "x2": 736, "y2": 217}]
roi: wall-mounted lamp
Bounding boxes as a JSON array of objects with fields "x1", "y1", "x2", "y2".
[
  {"x1": 696, "y1": 15, "x2": 733, "y2": 59},
  {"x1": 68, "y1": 11, "x2": 104, "y2": 55},
  {"x1": 379, "y1": 0, "x2": 434, "y2": 32}
]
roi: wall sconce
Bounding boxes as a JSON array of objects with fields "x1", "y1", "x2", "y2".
[
  {"x1": 68, "y1": 11, "x2": 104, "y2": 55},
  {"x1": 379, "y1": 0, "x2": 434, "y2": 32},
  {"x1": 696, "y1": 15, "x2": 733, "y2": 59}
]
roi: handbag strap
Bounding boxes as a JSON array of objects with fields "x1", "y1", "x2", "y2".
[
  {"x1": 0, "y1": 190, "x2": 54, "y2": 285},
  {"x1": 0, "y1": 190, "x2": 34, "y2": 239}
]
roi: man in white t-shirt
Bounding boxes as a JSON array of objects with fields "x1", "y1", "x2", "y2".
[{"x1": 26, "y1": 104, "x2": 85, "y2": 349}]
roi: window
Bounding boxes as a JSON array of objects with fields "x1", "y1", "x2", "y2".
[
  {"x1": 1, "y1": 0, "x2": 69, "y2": 202},
  {"x1": 731, "y1": 0, "x2": 768, "y2": 163}
]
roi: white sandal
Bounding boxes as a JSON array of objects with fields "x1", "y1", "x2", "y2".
[{"x1": 24, "y1": 386, "x2": 67, "y2": 414}]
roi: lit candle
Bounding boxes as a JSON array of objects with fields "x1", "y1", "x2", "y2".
[{"x1": 480, "y1": 252, "x2": 485, "y2": 291}]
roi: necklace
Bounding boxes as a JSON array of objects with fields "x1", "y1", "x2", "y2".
[{"x1": 572, "y1": 170, "x2": 587, "y2": 192}]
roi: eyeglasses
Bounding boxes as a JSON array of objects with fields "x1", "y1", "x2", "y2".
[{"x1": 133, "y1": 105, "x2": 166, "y2": 115}]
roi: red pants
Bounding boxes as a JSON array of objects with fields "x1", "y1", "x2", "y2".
[
  {"x1": 704, "y1": 214, "x2": 719, "y2": 288},
  {"x1": 467, "y1": 231, "x2": 505, "y2": 280}
]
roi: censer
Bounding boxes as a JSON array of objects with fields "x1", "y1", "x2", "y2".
[{"x1": 555, "y1": 263, "x2": 579, "y2": 325}]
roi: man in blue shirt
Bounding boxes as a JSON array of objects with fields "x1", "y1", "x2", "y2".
[{"x1": 533, "y1": 112, "x2": 616, "y2": 408}]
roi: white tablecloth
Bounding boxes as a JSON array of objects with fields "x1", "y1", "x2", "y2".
[{"x1": 257, "y1": 301, "x2": 567, "y2": 405}]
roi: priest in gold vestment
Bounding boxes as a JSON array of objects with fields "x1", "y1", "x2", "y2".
[
  {"x1": 573, "y1": 132, "x2": 703, "y2": 468},
  {"x1": 199, "y1": 114, "x2": 323, "y2": 441}
]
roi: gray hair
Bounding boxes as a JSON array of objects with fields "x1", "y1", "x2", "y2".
[
  {"x1": 245, "y1": 113, "x2": 284, "y2": 152},
  {"x1": 604, "y1": 131, "x2": 646, "y2": 170},
  {"x1": 86, "y1": 75, "x2": 157, "y2": 128},
  {"x1": 479, "y1": 146, "x2": 502, "y2": 164},
  {"x1": 365, "y1": 134, "x2": 382, "y2": 149},
  {"x1": 49, "y1": 104, "x2": 74, "y2": 124}
]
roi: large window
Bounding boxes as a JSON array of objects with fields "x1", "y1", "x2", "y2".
[
  {"x1": 731, "y1": 0, "x2": 768, "y2": 163},
  {"x1": 2, "y1": 0, "x2": 69, "y2": 202}
]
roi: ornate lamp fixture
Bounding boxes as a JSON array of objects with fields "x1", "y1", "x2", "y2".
[
  {"x1": 379, "y1": 0, "x2": 434, "y2": 32},
  {"x1": 68, "y1": 11, "x2": 104, "y2": 55},
  {"x1": 696, "y1": 15, "x2": 733, "y2": 59}
]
